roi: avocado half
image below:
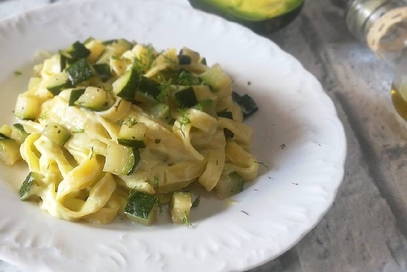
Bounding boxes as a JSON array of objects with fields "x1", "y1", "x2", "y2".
[{"x1": 188, "y1": 0, "x2": 304, "y2": 34}]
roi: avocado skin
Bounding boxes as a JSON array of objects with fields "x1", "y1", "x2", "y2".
[{"x1": 188, "y1": 0, "x2": 304, "y2": 35}]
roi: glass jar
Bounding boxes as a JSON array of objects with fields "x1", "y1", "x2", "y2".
[{"x1": 344, "y1": 0, "x2": 407, "y2": 119}]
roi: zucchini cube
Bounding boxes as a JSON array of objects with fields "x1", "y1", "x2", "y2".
[
  {"x1": 125, "y1": 191, "x2": 158, "y2": 226},
  {"x1": 66, "y1": 58, "x2": 95, "y2": 85}
]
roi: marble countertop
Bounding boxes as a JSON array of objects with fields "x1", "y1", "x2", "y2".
[{"x1": 1, "y1": 0, "x2": 407, "y2": 271}]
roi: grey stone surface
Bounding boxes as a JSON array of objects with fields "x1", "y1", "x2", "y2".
[{"x1": 1, "y1": 0, "x2": 407, "y2": 271}]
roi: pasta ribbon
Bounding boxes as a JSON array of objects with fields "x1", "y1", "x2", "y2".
[{"x1": 225, "y1": 141, "x2": 259, "y2": 181}]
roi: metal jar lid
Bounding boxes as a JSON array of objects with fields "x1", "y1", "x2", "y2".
[{"x1": 345, "y1": 0, "x2": 403, "y2": 41}]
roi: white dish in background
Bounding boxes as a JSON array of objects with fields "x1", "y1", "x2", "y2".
[{"x1": 0, "y1": 0, "x2": 346, "y2": 271}]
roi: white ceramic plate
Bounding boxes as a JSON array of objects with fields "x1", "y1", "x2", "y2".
[{"x1": 0, "y1": 0, "x2": 346, "y2": 271}]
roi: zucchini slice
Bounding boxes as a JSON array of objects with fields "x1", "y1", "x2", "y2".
[
  {"x1": 232, "y1": 92, "x2": 258, "y2": 118},
  {"x1": 66, "y1": 41, "x2": 91, "y2": 62},
  {"x1": 217, "y1": 111, "x2": 233, "y2": 119},
  {"x1": 178, "y1": 55, "x2": 191, "y2": 65},
  {"x1": 199, "y1": 57, "x2": 207, "y2": 65},
  {"x1": 199, "y1": 64, "x2": 231, "y2": 92},
  {"x1": 14, "y1": 93, "x2": 42, "y2": 120},
  {"x1": 193, "y1": 98, "x2": 216, "y2": 116},
  {"x1": 0, "y1": 139, "x2": 21, "y2": 166},
  {"x1": 68, "y1": 88, "x2": 86, "y2": 106},
  {"x1": 93, "y1": 63, "x2": 112, "y2": 81},
  {"x1": 170, "y1": 191, "x2": 192, "y2": 224},
  {"x1": 42, "y1": 122, "x2": 71, "y2": 146},
  {"x1": 20, "y1": 172, "x2": 43, "y2": 200},
  {"x1": 97, "y1": 39, "x2": 133, "y2": 65},
  {"x1": 85, "y1": 39, "x2": 106, "y2": 63},
  {"x1": 124, "y1": 190, "x2": 158, "y2": 226},
  {"x1": 0, "y1": 125, "x2": 12, "y2": 139},
  {"x1": 10, "y1": 124, "x2": 29, "y2": 144},
  {"x1": 46, "y1": 72, "x2": 73, "y2": 96},
  {"x1": 137, "y1": 76, "x2": 161, "y2": 100},
  {"x1": 179, "y1": 47, "x2": 200, "y2": 63},
  {"x1": 73, "y1": 86, "x2": 115, "y2": 111},
  {"x1": 174, "y1": 87, "x2": 198, "y2": 108},
  {"x1": 117, "y1": 122, "x2": 147, "y2": 148},
  {"x1": 215, "y1": 172, "x2": 245, "y2": 199},
  {"x1": 147, "y1": 103, "x2": 171, "y2": 123},
  {"x1": 103, "y1": 142, "x2": 140, "y2": 175},
  {"x1": 112, "y1": 69, "x2": 141, "y2": 101},
  {"x1": 66, "y1": 58, "x2": 95, "y2": 85}
]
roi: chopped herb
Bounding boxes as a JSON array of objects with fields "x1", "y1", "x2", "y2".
[
  {"x1": 123, "y1": 117, "x2": 137, "y2": 127},
  {"x1": 182, "y1": 211, "x2": 193, "y2": 228},
  {"x1": 14, "y1": 71, "x2": 22, "y2": 76},
  {"x1": 178, "y1": 109, "x2": 190, "y2": 137},
  {"x1": 241, "y1": 210, "x2": 249, "y2": 216},
  {"x1": 72, "y1": 128, "x2": 85, "y2": 133},
  {"x1": 162, "y1": 54, "x2": 178, "y2": 68},
  {"x1": 254, "y1": 161, "x2": 269, "y2": 170},
  {"x1": 191, "y1": 195, "x2": 201, "y2": 208},
  {"x1": 111, "y1": 55, "x2": 121, "y2": 60},
  {"x1": 177, "y1": 70, "x2": 197, "y2": 86},
  {"x1": 89, "y1": 146, "x2": 94, "y2": 159},
  {"x1": 157, "y1": 78, "x2": 172, "y2": 103},
  {"x1": 38, "y1": 111, "x2": 49, "y2": 121},
  {"x1": 114, "y1": 99, "x2": 122, "y2": 111},
  {"x1": 158, "y1": 202, "x2": 163, "y2": 215},
  {"x1": 153, "y1": 176, "x2": 160, "y2": 188},
  {"x1": 280, "y1": 144, "x2": 286, "y2": 149},
  {"x1": 132, "y1": 44, "x2": 156, "y2": 73}
]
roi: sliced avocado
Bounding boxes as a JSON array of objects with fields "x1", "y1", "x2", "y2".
[{"x1": 188, "y1": 0, "x2": 304, "y2": 34}]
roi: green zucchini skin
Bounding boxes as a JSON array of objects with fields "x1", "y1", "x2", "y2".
[
  {"x1": 68, "y1": 88, "x2": 86, "y2": 106},
  {"x1": 117, "y1": 122, "x2": 147, "y2": 148},
  {"x1": 93, "y1": 63, "x2": 113, "y2": 81},
  {"x1": 46, "y1": 72, "x2": 73, "y2": 96},
  {"x1": 124, "y1": 191, "x2": 158, "y2": 225},
  {"x1": 232, "y1": 91, "x2": 258, "y2": 118},
  {"x1": 113, "y1": 69, "x2": 141, "y2": 101},
  {"x1": 66, "y1": 58, "x2": 95, "y2": 85},
  {"x1": 103, "y1": 143, "x2": 140, "y2": 175},
  {"x1": 174, "y1": 87, "x2": 198, "y2": 109},
  {"x1": 188, "y1": 0, "x2": 304, "y2": 34},
  {"x1": 42, "y1": 122, "x2": 71, "y2": 146},
  {"x1": 215, "y1": 171, "x2": 245, "y2": 199},
  {"x1": 20, "y1": 172, "x2": 43, "y2": 200}
]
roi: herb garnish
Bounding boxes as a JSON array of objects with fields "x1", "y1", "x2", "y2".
[
  {"x1": 241, "y1": 210, "x2": 249, "y2": 216},
  {"x1": 122, "y1": 117, "x2": 137, "y2": 127},
  {"x1": 254, "y1": 161, "x2": 269, "y2": 170},
  {"x1": 132, "y1": 44, "x2": 156, "y2": 73},
  {"x1": 178, "y1": 109, "x2": 191, "y2": 137},
  {"x1": 182, "y1": 211, "x2": 193, "y2": 228},
  {"x1": 153, "y1": 176, "x2": 160, "y2": 188},
  {"x1": 177, "y1": 70, "x2": 197, "y2": 86},
  {"x1": 72, "y1": 128, "x2": 85, "y2": 133},
  {"x1": 191, "y1": 195, "x2": 201, "y2": 208}
]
